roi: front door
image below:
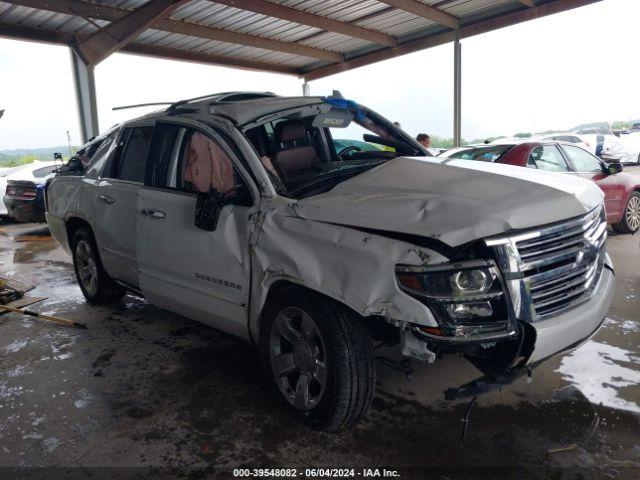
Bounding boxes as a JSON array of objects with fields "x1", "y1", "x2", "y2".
[
  {"x1": 136, "y1": 120, "x2": 255, "y2": 340},
  {"x1": 562, "y1": 144, "x2": 626, "y2": 222}
]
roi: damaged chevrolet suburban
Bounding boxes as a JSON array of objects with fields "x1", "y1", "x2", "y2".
[{"x1": 46, "y1": 92, "x2": 614, "y2": 430}]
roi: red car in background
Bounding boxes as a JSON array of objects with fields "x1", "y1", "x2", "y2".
[{"x1": 441, "y1": 141, "x2": 640, "y2": 234}]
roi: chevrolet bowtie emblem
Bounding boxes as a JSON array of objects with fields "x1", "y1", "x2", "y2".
[{"x1": 575, "y1": 236, "x2": 599, "y2": 267}]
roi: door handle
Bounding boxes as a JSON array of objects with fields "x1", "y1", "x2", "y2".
[
  {"x1": 98, "y1": 194, "x2": 115, "y2": 205},
  {"x1": 140, "y1": 208, "x2": 166, "y2": 219}
]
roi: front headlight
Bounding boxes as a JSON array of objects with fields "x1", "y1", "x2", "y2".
[{"x1": 396, "y1": 259, "x2": 511, "y2": 337}]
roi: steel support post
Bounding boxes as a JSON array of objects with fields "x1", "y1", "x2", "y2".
[
  {"x1": 70, "y1": 48, "x2": 99, "y2": 143},
  {"x1": 453, "y1": 37, "x2": 462, "y2": 147}
]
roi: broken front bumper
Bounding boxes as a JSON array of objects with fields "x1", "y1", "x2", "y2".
[{"x1": 445, "y1": 264, "x2": 614, "y2": 400}]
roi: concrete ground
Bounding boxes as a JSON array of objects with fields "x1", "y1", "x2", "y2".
[{"x1": 0, "y1": 218, "x2": 639, "y2": 479}]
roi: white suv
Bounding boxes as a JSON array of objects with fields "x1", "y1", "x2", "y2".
[{"x1": 46, "y1": 92, "x2": 614, "y2": 430}]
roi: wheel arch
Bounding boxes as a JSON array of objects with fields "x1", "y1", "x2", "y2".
[
  {"x1": 621, "y1": 187, "x2": 640, "y2": 213},
  {"x1": 65, "y1": 216, "x2": 94, "y2": 248},
  {"x1": 253, "y1": 279, "x2": 397, "y2": 347},
  {"x1": 612, "y1": 188, "x2": 640, "y2": 233}
]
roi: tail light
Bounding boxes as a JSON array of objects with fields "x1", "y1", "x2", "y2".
[{"x1": 6, "y1": 184, "x2": 37, "y2": 198}]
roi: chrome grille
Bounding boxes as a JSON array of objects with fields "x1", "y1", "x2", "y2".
[{"x1": 487, "y1": 206, "x2": 607, "y2": 321}]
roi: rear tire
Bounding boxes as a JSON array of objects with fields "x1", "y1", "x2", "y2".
[
  {"x1": 612, "y1": 191, "x2": 640, "y2": 234},
  {"x1": 71, "y1": 227, "x2": 126, "y2": 304},
  {"x1": 260, "y1": 286, "x2": 375, "y2": 431}
]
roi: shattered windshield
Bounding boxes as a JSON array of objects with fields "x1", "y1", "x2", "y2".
[{"x1": 244, "y1": 98, "x2": 425, "y2": 199}]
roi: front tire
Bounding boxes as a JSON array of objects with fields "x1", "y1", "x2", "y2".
[
  {"x1": 71, "y1": 227, "x2": 126, "y2": 304},
  {"x1": 260, "y1": 286, "x2": 375, "y2": 431},
  {"x1": 612, "y1": 191, "x2": 640, "y2": 234}
]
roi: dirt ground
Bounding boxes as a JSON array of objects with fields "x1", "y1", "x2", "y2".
[{"x1": 0, "y1": 217, "x2": 638, "y2": 479}]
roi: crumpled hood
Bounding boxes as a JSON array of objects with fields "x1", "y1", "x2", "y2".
[{"x1": 293, "y1": 157, "x2": 604, "y2": 248}]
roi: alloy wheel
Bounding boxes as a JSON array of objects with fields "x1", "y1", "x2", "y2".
[
  {"x1": 75, "y1": 240, "x2": 99, "y2": 296},
  {"x1": 626, "y1": 196, "x2": 640, "y2": 232},
  {"x1": 269, "y1": 306, "x2": 328, "y2": 411}
]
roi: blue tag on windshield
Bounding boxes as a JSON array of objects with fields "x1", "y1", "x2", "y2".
[{"x1": 322, "y1": 97, "x2": 366, "y2": 122}]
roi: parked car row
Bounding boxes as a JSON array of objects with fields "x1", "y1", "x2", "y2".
[
  {"x1": 491, "y1": 129, "x2": 640, "y2": 166},
  {"x1": 0, "y1": 161, "x2": 60, "y2": 222},
  {"x1": 440, "y1": 140, "x2": 640, "y2": 234},
  {"x1": 46, "y1": 92, "x2": 614, "y2": 430}
]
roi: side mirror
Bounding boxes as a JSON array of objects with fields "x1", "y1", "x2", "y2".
[
  {"x1": 195, "y1": 190, "x2": 226, "y2": 231},
  {"x1": 606, "y1": 162, "x2": 623, "y2": 175}
]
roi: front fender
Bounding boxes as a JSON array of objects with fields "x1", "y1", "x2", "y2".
[{"x1": 248, "y1": 202, "x2": 447, "y2": 342}]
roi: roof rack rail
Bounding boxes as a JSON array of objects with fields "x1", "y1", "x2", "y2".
[
  {"x1": 112, "y1": 102, "x2": 173, "y2": 111},
  {"x1": 214, "y1": 92, "x2": 277, "y2": 102},
  {"x1": 166, "y1": 91, "x2": 277, "y2": 112}
]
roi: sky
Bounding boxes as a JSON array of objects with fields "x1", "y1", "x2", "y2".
[{"x1": 0, "y1": 0, "x2": 639, "y2": 150}]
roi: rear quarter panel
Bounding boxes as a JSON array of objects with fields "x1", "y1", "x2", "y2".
[{"x1": 46, "y1": 176, "x2": 98, "y2": 253}]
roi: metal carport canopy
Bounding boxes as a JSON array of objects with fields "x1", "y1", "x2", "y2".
[{"x1": 0, "y1": 0, "x2": 601, "y2": 142}]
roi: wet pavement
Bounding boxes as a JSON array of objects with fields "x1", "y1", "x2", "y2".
[{"x1": 0, "y1": 218, "x2": 639, "y2": 479}]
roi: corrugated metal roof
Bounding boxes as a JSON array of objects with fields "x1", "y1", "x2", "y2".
[{"x1": 0, "y1": 0, "x2": 601, "y2": 79}]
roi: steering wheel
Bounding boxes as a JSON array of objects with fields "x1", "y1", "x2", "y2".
[{"x1": 337, "y1": 145, "x2": 362, "y2": 160}]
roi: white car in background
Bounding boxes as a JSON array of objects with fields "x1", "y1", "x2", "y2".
[
  {"x1": 618, "y1": 131, "x2": 640, "y2": 164},
  {"x1": 0, "y1": 161, "x2": 60, "y2": 216},
  {"x1": 534, "y1": 132, "x2": 590, "y2": 150},
  {"x1": 574, "y1": 130, "x2": 639, "y2": 165}
]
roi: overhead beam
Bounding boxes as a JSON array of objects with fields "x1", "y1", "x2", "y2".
[
  {"x1": 9, "y1": 0, "x2": 343, "y2": 62},
  {"x1": 72, "y1": 0, "x2": 189, "y2": 65},
  {"x1": 304, "y1": 30, "x2": 455, "y2": 81},
  {"x1": 0, "y1": 22, "x2": 299, "y2": 76},
  {"x1": 378, "y1": 0, "x2": 459, "y2": 29},
  {"x1": 0, "y1": 21, "x2": 71, "y2": 46},
  {"x1": 518, "y1": 0, "x2": 537, "y2": 7},
  {"x1": 303, "y1": 0, "x2": 601, "y2": 80},
  {"x1": 212, "y1": 0, "x2": 398, "y2": 47},
  {"x1": 122, "y1": 43, "x2": 300, "y2": 75},
  {"x1": 160, "y1": 18, "x2": 342, "y2": 62}
]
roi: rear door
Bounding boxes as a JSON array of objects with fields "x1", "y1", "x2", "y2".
[
  {"x1": 561, "y1": 144, "x2": 625, "y2": 222},
  {"x1": 94, "y1": 125, "x2": 154, "y2": 287},
  {"x1": 136, "y1": 119, "x2": 256, "y2": 339}
]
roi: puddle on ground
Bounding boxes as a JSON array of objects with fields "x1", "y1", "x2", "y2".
[
  {"x1": 1, "y1": 339, "x2": 29, "y2": 354},
  {"x1": 556, "y1": 339, "x2": 640, "y2": 413},
  {"x1": 0, "y1": 223, "x2": 61, "y2": 270},
  {"x1": 11, "y1": 241, "x2": 58, "y2": 264}
]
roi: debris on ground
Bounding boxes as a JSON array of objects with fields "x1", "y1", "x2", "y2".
[
  {"x1": 0, "y1": 304, "x2": 87, "y2": 329},
  {"x1": 14, "y1": 234, "x2": 53, "y2": 243},
  {"x1": 0, "y1": 275, "x2": 85, "y2": 328},
  {"x1": 546, "y1": 444, "x2": 578, "y2": 455},
  {"x1": 0, "y1": 276, "x2": 33, "y2": 305}
]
